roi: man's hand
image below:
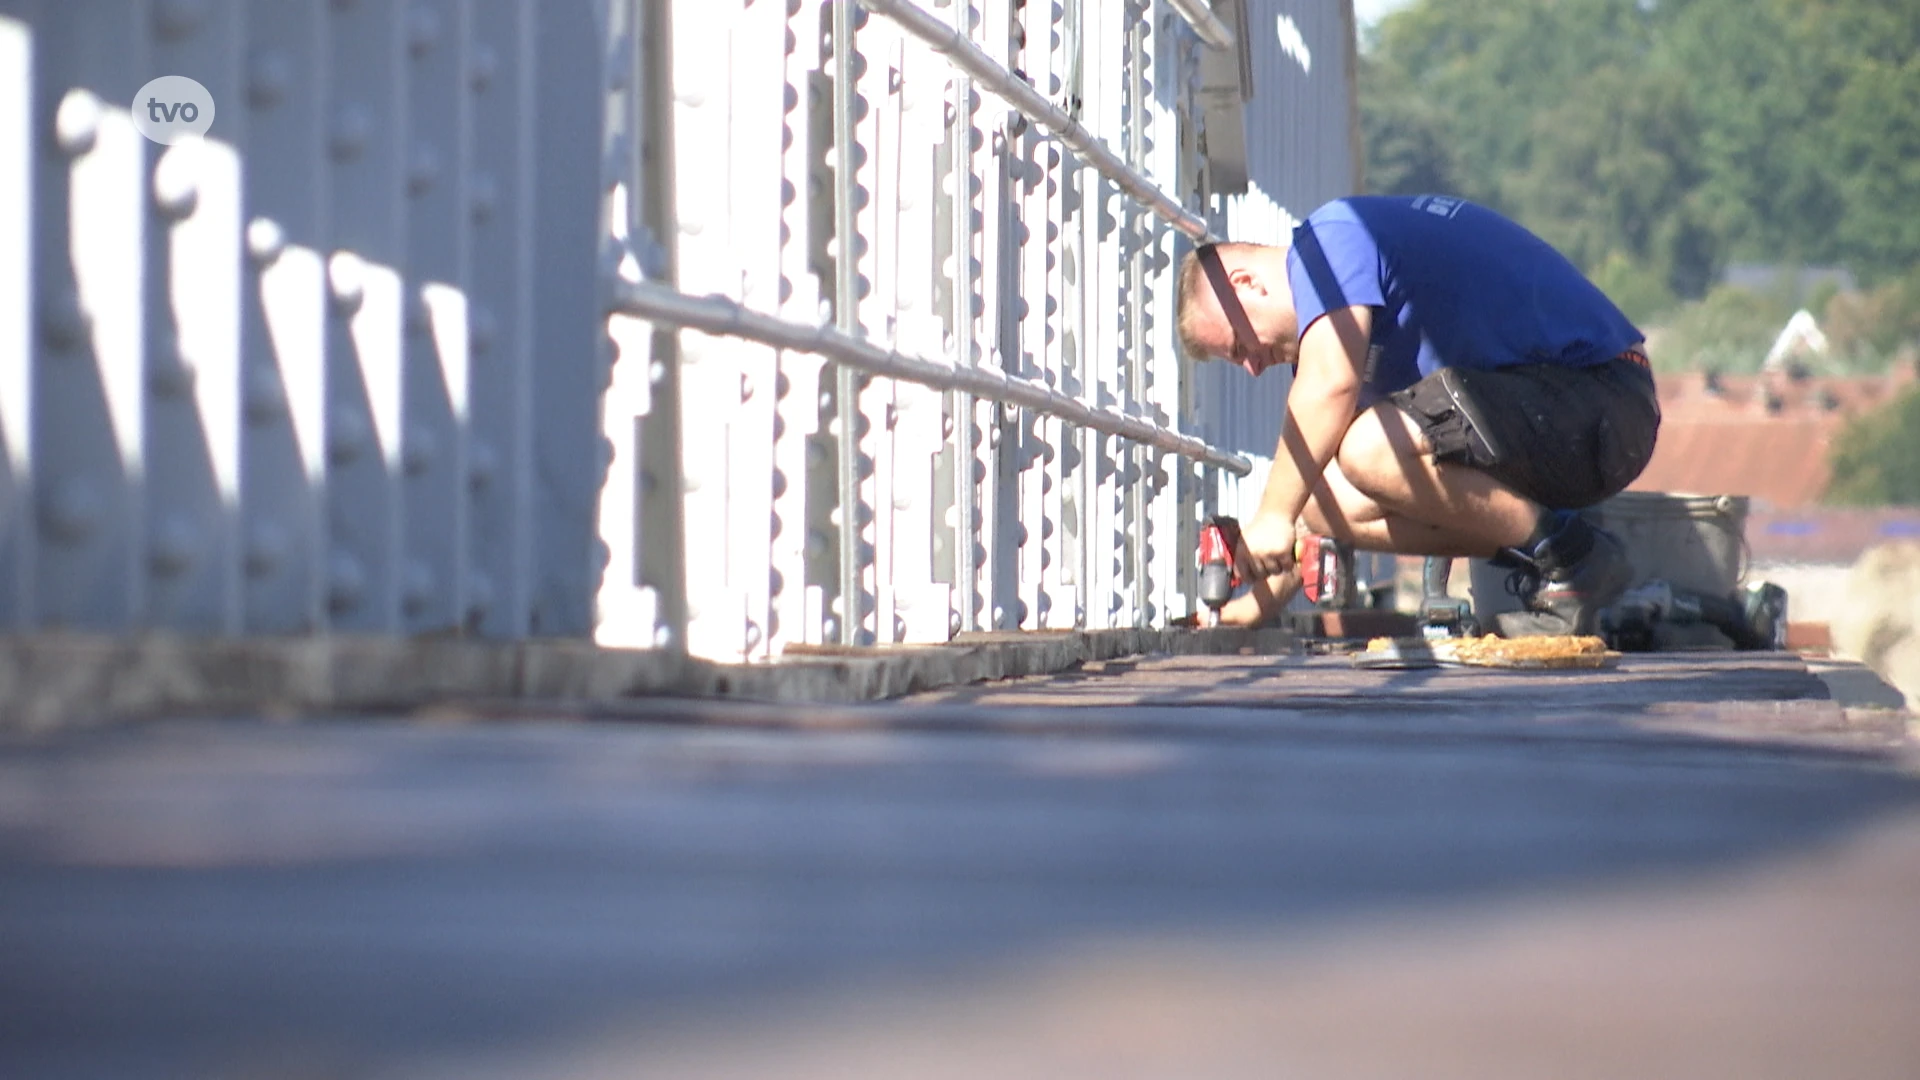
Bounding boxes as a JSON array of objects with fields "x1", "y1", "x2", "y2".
[
  {"x1": 1213, "y1": 514, "x2": 1303, "y2": 626},
  {"x1": 1235, "y1": 513, "x2": 1299, "y2": 581}
]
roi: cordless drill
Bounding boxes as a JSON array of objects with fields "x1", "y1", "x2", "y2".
[{"x1": 1197, "y1": 516, "x2": 1241, "y2": 627}]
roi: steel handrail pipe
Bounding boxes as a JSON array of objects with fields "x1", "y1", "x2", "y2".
[
  {"x1": 859, "y1": 0, "x2": 1216, "y2": 243},
  {"x1": 612, "y1": 280, "x2": 1253, "y2": 476},
  {"x1": 1166, "y1": 0, "x2": 1236, "y2": 51}
]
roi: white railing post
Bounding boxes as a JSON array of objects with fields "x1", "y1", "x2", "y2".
[
  {"x1": 853, "y1": 17, "x2": 897, "y2": 646},
  {"x1": 945, "y1": 0, "x2": 982, "y2": 635},
  {"x1": 889, "y1": 26, "x2": 954, "y2": 642},
  {"x1": 769, "y1": 0, "x2": 830, "y2": 653},
  {"x1": 1011, "y1": 0, "x2": 1052, "y2": 632},
  {"x1": 829, "y1": 0, "x2": 872, "y2": 645},
  {"x1": 597, "y1": 0, "x2": 660, "y2": 649},
  {"x1": 0, "y1": 11, "x2": 30, "y2": 629}
]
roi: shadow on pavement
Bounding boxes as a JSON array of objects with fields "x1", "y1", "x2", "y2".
[{"x1": 0, "y1": 654, "x2": 1915, "y2": 1076}]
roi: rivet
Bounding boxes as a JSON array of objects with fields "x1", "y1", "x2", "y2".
[
  {"x1": 470, "y1": 307, "x2": 496, "y2": 353},
  {"x1": 244, "y1": 522, "x2": 286, "y2": 578},
  {"x1": 328, "y1": 406, "x2": 371, "y2": 464},
  {"x1": 53, "y1": 90, "x2": 100, "y2": 156},
  {"x1": 39, "y1": 481, "x2": 102, "y2": 544},
  {"x1": 404, "y1": 293, "x2": 432, "y2": 337},
  {"x1": 148, "y1": 514, "x2": 198, "y2": 578},
  {"x1": 470, "y1": 45, "x2": 498, "y2": 91},
  {"x1": 401, "y1": 561, "x2": 434, "y2": 614},
  {"x1": 327, "y1": 251, "x2": 366, "y2": 313},
  {"x1": 405, "y1": 4, "x2": 442, "y2": 55},
  {"x1": 248, "y1": 50, "x2": 292, "y2": 109},
  {"x1": 152, "y1": 0, "x2": 210, "y2": 40},
  {"x1": 469, "y1": 172, "x2": 498, "y2": 221},
  {"x1": 605, "y1": 36, "x2": 632, "y2": 93},
  {"x1": 153, "y1": 149, "x2": 200, "y2": 219},
  {"x1": 327, "y1": 552, "x2": 365, "y2": 613},
  {"x1": 40, "y1": 290, "x2": 90, "y2": 352},
  {"x1": 466, "y1": 571, "x2": 494, "y2": 616},
  {"x1": 468, "y1": 441, "x2": 497, "y2": 489},
  {"x1": 245, "y1": 217, "x2": 286, "y2": 265},
  {"x1": 406, "y1": 145, "x2": 440, "y2": 195},
  {"x1": 243, "y1": 363, "x2": 286, "y2": 424},
  {"x1": 148, "y1": 347, "x2": 196, "y2": 398},
  {"x1": 330, "y1": 104, "x2": 371, "y2": 161},
  {"x1": 402, "y1": 425, "x2": 438, "y2": 475}
]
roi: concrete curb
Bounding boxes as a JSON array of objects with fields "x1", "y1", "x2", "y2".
[{"x1": 0, "y1": 628, "x2": 1298, "y2": 733}]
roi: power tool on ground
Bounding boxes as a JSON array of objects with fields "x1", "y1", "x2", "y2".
[{"x1": 1419, "y1": 555, "x2": 1479, "y2": 639}]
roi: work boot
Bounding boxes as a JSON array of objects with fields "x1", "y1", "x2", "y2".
[{"x1": 1495, "y1": 523, "x2": 1635, "y2": 637}]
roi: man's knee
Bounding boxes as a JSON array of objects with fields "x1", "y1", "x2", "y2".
[{"x1": 1335, "y1": 405, "x2": 1424, "y2": 495}]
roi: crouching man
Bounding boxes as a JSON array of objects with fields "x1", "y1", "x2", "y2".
[{"x1": 1178, "y1": 194, "x2": 1660, "y2": 633}]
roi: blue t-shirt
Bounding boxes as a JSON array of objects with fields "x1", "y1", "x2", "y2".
[{"x1": 1285, "y1": 195, "x2": 1643, "y2": 403}]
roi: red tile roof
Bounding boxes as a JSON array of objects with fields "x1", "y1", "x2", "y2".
[{"x1": 1628, "y1": 364, "x2": 1918, "y2": 511}]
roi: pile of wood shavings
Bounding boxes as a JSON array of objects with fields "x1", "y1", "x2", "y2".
[
  {"x1": 1444, "y1": 634, "x2": 1611, "y2": 666},
  {"x1": 1366, "y1": 634, "x2": 1615, "y2": 669}
]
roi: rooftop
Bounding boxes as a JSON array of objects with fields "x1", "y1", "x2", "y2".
[{"x1": 1631, "y1": 362, "x2": 1918, "y2": 510}]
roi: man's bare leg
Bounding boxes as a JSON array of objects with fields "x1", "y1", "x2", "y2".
[
  {"x1": 1218, "y1": 403, "x2": 1544, "y2": 625},
  {"x1": 1304, "y1": 460, "x2": 1527, "y2": 555},
  {"x1": 1302, "y1": 402, "x2": 1540, "y2": 555}
]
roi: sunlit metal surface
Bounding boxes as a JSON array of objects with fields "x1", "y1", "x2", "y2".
[{"x1": 1, "y1": 0, "x2": 1362, "y2": 657}]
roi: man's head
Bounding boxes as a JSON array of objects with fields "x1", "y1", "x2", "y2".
[{"x1": 1175, "y1": 241, "x2": 1300, "y2": 377}]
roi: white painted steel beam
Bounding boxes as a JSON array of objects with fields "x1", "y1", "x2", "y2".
[
  {"x1": 1167, "y1": 0, "x2": 1236, "y2": 51},
  {"x1": 610, "y1": 280, "x2": 1253, "y2": 477},
  {"x1": 858, "y1": 0, "x2": 1216, "y2": 243}
]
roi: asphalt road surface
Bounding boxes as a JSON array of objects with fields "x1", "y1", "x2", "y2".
[{"x1": 2, "y1": 652, "x2": 1915, "y2": 1078}]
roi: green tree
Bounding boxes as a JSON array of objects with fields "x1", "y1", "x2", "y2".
[
  {"x1": 1360, "y1": 0, "x2": 1920, "y2": 331},
  {"x1": 1650, "y1": 0, "x2": 1845, "y2": 266},
  {"x1": 1828, "y1": 380, "x2": 1920, "y2": 506},
  {"x1": 1357, "y1": 53, "x2": 1461, "y2": 196},
  {"x1": 1503, "y1": 66, "x2": 1719, "y2": 301},
  {"x1": 1368, "y1": 0, "x2": 1659, "y2": 210},
  {"x1": 1649, "y1": 282, "x2": 1798, "y2": 374},
  {"x1": 1832, "y1": 55, "x2": 1920, "y2": 280}
]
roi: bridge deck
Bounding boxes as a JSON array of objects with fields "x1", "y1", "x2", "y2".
[{"x1": 1, "y1": 650, "x2": 1915, "y2": 1078}]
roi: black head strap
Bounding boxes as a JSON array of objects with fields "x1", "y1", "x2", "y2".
[{"x1": 1197, "y1": 243, "x2": 1261, "y2": 363}]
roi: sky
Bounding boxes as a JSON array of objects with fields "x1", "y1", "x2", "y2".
[{"x1": 1353, "y1": 0, "x2": 1416, "y2": 27}]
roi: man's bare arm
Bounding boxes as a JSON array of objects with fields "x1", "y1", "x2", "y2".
[{"x1": 1228, "y1": 304, "x2": 1372, "y2": 622}]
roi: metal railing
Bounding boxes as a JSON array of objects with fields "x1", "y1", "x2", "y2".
[
  {"x1": 1166, "y1": 0, "x2": 1239, "y2": 52},
  {"x1": 0, "y1": 0, "x2": 1362, "y2": 660},
  {"x1": 609, "y1": 0, "x2": 1267, "y2": 655}
]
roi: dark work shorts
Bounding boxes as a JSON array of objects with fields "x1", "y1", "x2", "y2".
[{"x1": 1385, "y1": 355, "x2": 1661, "y2": 510}]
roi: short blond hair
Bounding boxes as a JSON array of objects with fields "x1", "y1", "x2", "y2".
[{"x1": 1175, "y1": 241, "x2": 1255, "y2": 363}]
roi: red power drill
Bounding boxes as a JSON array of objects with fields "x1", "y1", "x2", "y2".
[
  {"x1": 1197, "y1": 516, "x2": 1242, "y2": 627},
  {"x1": 1198, "y1": 516, "x2": 1345, "y2": 627}
]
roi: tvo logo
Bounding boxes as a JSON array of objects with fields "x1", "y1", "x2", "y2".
[{"x1": 132, "y1": 75, "x2": 215, "y2": 144}]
